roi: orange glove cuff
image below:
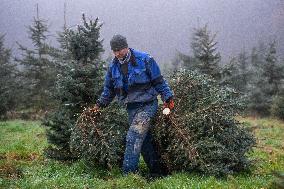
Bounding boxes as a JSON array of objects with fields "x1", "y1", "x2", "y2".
[{"x1": 164, "y1": 99, "x2": 174, "y2": 110}]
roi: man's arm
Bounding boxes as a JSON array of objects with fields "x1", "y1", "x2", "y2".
[
  {"x1": 146, "y1": 56, "x2": 174, "y2": 102},
  {"x1": 96, "y1": 67, "x2": 116, "y2": 108}
]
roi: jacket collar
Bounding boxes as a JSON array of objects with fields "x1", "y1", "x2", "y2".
[
  {"x1": 113, "y1": 48, "x2": 137, "y2": 67},
  {"x1": 129, "y1": 48, "x2": 138, "y2": 66}
]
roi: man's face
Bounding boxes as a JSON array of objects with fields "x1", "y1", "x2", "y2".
[{"x1": 113, "y1": 48, "x2": 128, "y2": 60}]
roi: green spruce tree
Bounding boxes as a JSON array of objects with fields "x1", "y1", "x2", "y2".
[
  {"x1": 15, "y1": 12, "x2": 57, "y2": 110},
  {"x1": 271, "y1": 89, "x2": 284, "y2": 120},
  {"x1": 177, "y1": 51, "x2": 198, "y2": 71},
  {"x1": 47, "y1": 29, "x2": 72, "y2": 75},
  {"x1": 191, "y1": 25, "x2": 221, "y2": 80},
  {"x1": 235, "y1": 51, "x2": 251, "y2": 93},
  {"x1": 223, "y1": 51, "x2": 251, "y2": 93},
  {"x1": 219, "y1": 57, "x2": 239, "y2": 87},
  {"x1": 248, "y1": 41, "x2": 284, "y2": 116},
  {"x1": 247, "y1": 45, "x2": 268, "y2": 115},
  {"x1": 174, "y1": 25, "x2": 221, "y2": 81},
  {"x1": 43, "y1": 14, "x2": 105, "y2": 160},
  {"x1": 262, "y1": 41, "x2": 283, "y2": 96},
  {"x1": 0, "y1": 35, "x2": 18, "y2": 119}
]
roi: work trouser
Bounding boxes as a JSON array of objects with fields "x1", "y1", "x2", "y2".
[{"x1": 122, "y1": 99, "x2": 161, "y2": 174}]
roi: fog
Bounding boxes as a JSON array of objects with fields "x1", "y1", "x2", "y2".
[{"x1": 0, "y1": 0, "x2": 283, "y2": 64}]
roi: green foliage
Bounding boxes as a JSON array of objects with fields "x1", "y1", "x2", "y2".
[
  {"x1": 262, "y1": 41, "x2": 283, "y2": 96},
  {"x1": 177, "y1": 52, "x2": 197, "y2": 71},
  {"x1": 219, "y1": 57, "x2": 239, "y2": 87},
  {"x1": 66, "y1": 14, "x2": 104, "y2": 62},
  {"x1": 153, "y1": 70, "x2": 255, "y2": 176},
  {"x1": 247, "y1": 45, "x2": 269, "y2": 116},
  {"x1": 248, "y1": 41, "x2": 284, "y2": 116},
  {"x1": 176, "y1": 25, "x2": 222, "y2": 82},
  {"x1": 70, "y1": 103, "x2": 128, "y2": 169},
  {"x1": 234, "y1": 51, "x2": 251, "y2": 93},
  {"x1": 43, "y1": 107, "x2": 78, "y2": 160},
  {"x1": 219, "y1": 51, "x2": 251, "y2": 103},
  {"x1": 174, "y1": 26, "x2": 284, "y2": 117},
  {"x1": 28, "y1": 17, "x2": 48, "y2": 48},
  {"x1": 273, "y1": 171, "x2": 284, "y2": 189},
  {"x1": 43, "y1": 14, "x2": 105, "y2": 160},
  {"x1": 55, "y1": 62, "x2": 104, "y2": 110},
  {"x1": 191, "y1": 25, "x2": 221, "y2": 80},
  {"x1": 15, "y1": 16, "x2": 57, "y2": 110},
  {"x1": 0, "y1": 35, "x2": 18, "y2": 119},
  {"x1": 271, "y1": 91, "x2": 284, "y2": 120}
]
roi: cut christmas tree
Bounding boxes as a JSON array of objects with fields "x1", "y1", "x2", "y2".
[
  {"x1": 70, "y1": 103, "x2": 128, "y2": 169},
  {"x1": 153, "y1": 70, "x2": 255, "y2": 176}
]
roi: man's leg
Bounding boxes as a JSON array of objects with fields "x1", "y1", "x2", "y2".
[
  {"x1": 123, "y1": 101, "x2": 158, "y2": 175},
  {"x1": 122, "y1": 110, "x2": 151, "y2": 174},
  {"x1": 141, "y1": 131, "x2": 166, "y2": 175},
  {"x1": 141, "y1": 102, "x2": 168, "y2": 176}
]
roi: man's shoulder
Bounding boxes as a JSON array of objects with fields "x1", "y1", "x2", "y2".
[{"x1": 131, "y1": 48, "x2": 152, "y2": 60}]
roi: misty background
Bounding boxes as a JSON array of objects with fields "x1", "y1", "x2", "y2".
[{"x1": 1, "y1": 0, "x2": 283, "y2": 64}]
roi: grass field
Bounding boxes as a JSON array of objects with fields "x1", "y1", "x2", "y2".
[{"x1": 0, "y1": 118, "x2": 283, "y2": 189}]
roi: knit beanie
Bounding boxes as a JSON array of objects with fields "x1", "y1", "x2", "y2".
[{"x1": 110, "y1": 34, "x2": 128, "y2": 51}]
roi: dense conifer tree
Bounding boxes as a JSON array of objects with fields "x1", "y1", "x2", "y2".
[
  {"x1": 15, "y1": 13, "x2": 56, "y2": 110},
  {"x1": 43, "y1": 14, "x2": 105, "y2": 160},
  {"x1": 262, "y1": 41, "x2": 283, "y2": 96},
  {"x1": 191, "y1": 25, "x2": 221, "y2": 80},
  {"x1": 0, "y1": 35, "x2": 18, "y2": 118},
  {"x1": 248, "y1": 41, "x2": 284, "y2": 115},
  {"x1": 235, "y1": 51, "x2": 251, "y2": 93},
  {"x1": 176, "y1": 25, "x2": 221, "y2": 81}
]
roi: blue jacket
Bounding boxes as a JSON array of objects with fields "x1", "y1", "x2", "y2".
[{"x1": 97, "y1": 48, "x2": 173, "y2": 107}]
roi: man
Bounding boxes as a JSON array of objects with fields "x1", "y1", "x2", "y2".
[{"x1": 93, "y1": 34, "x2": 174, "y2": 176}]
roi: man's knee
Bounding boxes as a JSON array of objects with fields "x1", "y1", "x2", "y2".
[
  {"x1": 131, "y1": 111, "x2": 151, "y2": 135},
  {"x1": 126, "y1": 130, "x2": 144, "y2": 154}
]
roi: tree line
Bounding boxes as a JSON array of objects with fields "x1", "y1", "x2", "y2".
[
  {"x1": 172, "y1": 25, "x2": 284, "y2": 118},
  {"x1": 0, "y1": 15, "x2": 284, "y2": 120}
]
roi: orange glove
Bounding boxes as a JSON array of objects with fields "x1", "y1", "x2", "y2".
[{"x1": 163, "y1": 98, "x2": 174, "y2": 110}]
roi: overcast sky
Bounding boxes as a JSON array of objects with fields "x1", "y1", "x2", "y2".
[{"x1": 0, "y1": 0, "x2": 283, "y2": 64}]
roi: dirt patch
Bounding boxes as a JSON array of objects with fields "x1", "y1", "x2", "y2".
[
  {"x1": 36, "y1": 133, "x2": 45, "y2": 138},
  {"x1": 0, "y1": 162, "x2": 22, "y2": 179},
  {"x1": 5, "y1": 152, "x2": 40, "y2": 161},
  {"x1": 0, "y1": 153, "x2": 6, "y2": 160},
  {"x1": 257, "y1": 145, "x2": 275, "y2": 154},
  {"x1": 249, "y1": 124, "x2": 261, "y2": 131}
]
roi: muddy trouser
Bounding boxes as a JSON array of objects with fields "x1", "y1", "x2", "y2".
[{"x1": 123, "y1": 99, "x2": 162, "y2": 174}]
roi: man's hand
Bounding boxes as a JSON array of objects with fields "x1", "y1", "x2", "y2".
[
  {"x1": 163, "y1": 98, "x2": 174, "y2": 110},
  {"x1": 89, "y1": 104, "x2": 100, "y2": 113},
  {"x1": 163, "y1": 98, "x2": 174, "y2": 115}
]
